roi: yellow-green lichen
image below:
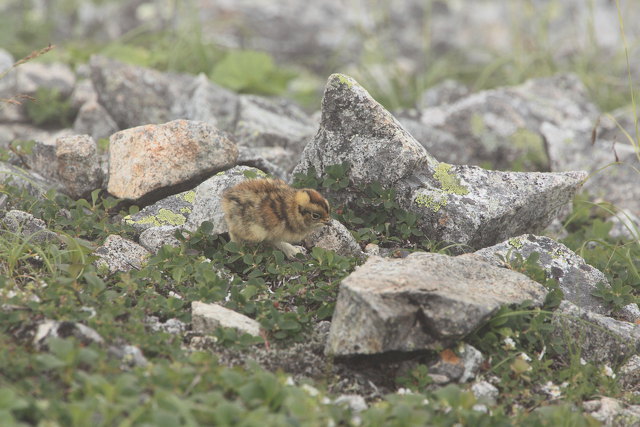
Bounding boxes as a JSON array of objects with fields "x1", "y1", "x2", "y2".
[
  {"x1": 124, "y1": 208, "x2": 187, "y2": 227},
  {"x1": 434, "y1": 163, "x2": 469, "y2": 195},
  {"x1": 156, "y1": 208, "x2": 187, "y2": 226},
  {"x1": 182, "y1": 191, "x2": 196, "y2": 204},
  {"x1": 124, "y1": 215, "x2": 162, "y2": 227},
  {"x1": 180, "y1": 207, "x2": 191, "y2": 214},
  {"x1": 414, "y1": 192, "x2": 448, "y2": 213},
  {"x1": 215, "y1": 171, "x2": 226, "y2": 176},
  {"x1": 333, "y1": 74, "x2": 354, "y2": 88},
  {"x1": 508, "y1": 237, "x2": 524, "y2": 249}
]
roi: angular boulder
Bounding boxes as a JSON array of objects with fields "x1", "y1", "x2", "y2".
[
  {"x1": 107, "y1": 119, "x2": 238, "y2": 201},
  {"x1": 294, "y1": 74, "x2": 587, "y2": 251},
  {"x1": 325, "y1": 252, "x2": 547, "y2": 356}
]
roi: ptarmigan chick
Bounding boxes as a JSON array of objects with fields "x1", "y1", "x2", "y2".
[{"x1": 221, "y1": 178, "x2": 331, "y2": 259}]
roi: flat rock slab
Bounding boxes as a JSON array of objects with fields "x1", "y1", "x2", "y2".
[
  {"x1": 192, "y1": 301, "x2": 261, "y2": 337},
  {"x1": 326, "y1": 252, "x2": 547, "y2": 356},
  {"x1": 294, "y1": 74, "x2": 587, "y2": 251},
  {"x1": 107, "y1": 119, "x2": 238, "y2": 201}
]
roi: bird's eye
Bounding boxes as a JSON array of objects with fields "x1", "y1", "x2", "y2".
[{"x1": 311, "y1": 212, "x2": 321, "y2": 220}]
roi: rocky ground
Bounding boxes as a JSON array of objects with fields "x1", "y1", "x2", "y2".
[{"x1": 2, "y1": 1, "x2": 640, "y2": 425}]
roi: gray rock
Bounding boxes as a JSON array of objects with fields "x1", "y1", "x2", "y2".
[
  {"x1": 583, "y1": 397, "x2": 640, "y2": 426},
  {"x1": 138, "y1": 226, "x2": 181, "y2": 254},
  {"x1": 412, "y1": 74, "x2": 597, "y2": 171},
  {"x1": 333, "y1": 394, "x2": 367, "y2": 413},
  {"x1": 471, "y1": 381, "x2": 499, "y2": 405},
  {"x1": 293, "y1": 74, "x2": 436, "y2": 198},
  {"x1": 619, "y1": 355, "x2": 640, "y2": 392},
  {"x1": 326, "y1": 252, "x2": 547, "y2": 356},
  {"x1": 107, "y1": 119, "x2": 238, "y2": 201},
  {"x1": 108, "y1": 344, "x2": 148, "y2": 368},
  {"x1": 404, "y1": 165, "x2": 586, "y2": 251},
  {"x1": 172, "y1": 73, "x2": 238, "y2": 131},
  {"x1": 295, "y1": 74, "x2": 587, "y2": 251},
  {"x1": 303, "y1": 219, "x2": 363, "y2": 258},
  {"x1": 191, "y1": 301, "x2": 261, "y2": 337},
  {"x1": 237, "y1": 146, "x2": 290, "y2": 181},
  {"x1": 0, "y1": 161, "x2": 51, "y2": 196},
  {"x1": 14, "y1": 62, "x2": 76, "y2": 98},
  {"x1": 429, "y1": 344, "x2": 484, "y2": 383},
  {"x1": 2, "y1": 210, "x2": 58, "y2": 243},
  {"x1": 551, "y1": 301, "x2": 640, "y2": 365},
  {"x1": 418, "y1": 79, "x2": 470, "y2": 109},
  {"x1": 396, "y1": 116, "x2": 463, "y2": 166},
  {"x1": 69, "y1": 78, "x2": 98, "y2": 110},
  {"x1": 543, "y1": 119, "x2": 640, "y2": 216},
  {"x1": 124, "y1": 190, "x2": 195, "y2": 233},
  {"x1": 185, "y1": 165, "x2": 262, "y2": 233},
  {"x1": 146, "y1": 316, "x2": 187, "y2": 335},
  {"x1": 233, "y1": 95, "x2": 316, "y2": 172},
  {"x1": 56, "y1": 134, "x2": 104, "y2": 198},
  {"x1": 472, "y1": 234, "x2": 612, "y2": 316},
  {"x1": 73, "y1": 100, "x2": 119, "y2": 141},
  {"x1": 90, "y1": 55, "x2": 187, "y2": 129},
  {"x1": 33, "y1": 320, "x2": 104, "y2": 351},
  {"x1": 0, "y1": 61, "x2": 76, "y2": 124},
  {"x1": 94, "y1": 234, "x2": 150, "y2": 273}
]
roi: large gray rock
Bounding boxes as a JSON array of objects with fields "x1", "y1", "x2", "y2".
[
  {"x1": 326, "y1": 252, "x2": 547, "y2": 356},
  {"x1": 172, "y1": 73, "x2": 238, "y2": 132},
  {"x1": 551, "y1": 301, "x2": 640, "y2": 365},
  {"x1": 233, "y1": 95, "x2": 316, "y2": 172},
  {"x1": 472, "y1": 234, "x2": 613, "y2": 316},
  {"x1": 90, "y1": 55, "x2": 189, "y2": 129},
  {"x1": 107, "y1": 119, "x2": 238, "y2": 201},
  {"x1": 411, "y1": 74, "x2": 597, "y2": 171},
  {"x1": 295, "y1": 74, "x2": 587, "y2": 251}
]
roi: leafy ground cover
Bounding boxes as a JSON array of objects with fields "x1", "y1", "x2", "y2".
[{"x1": 1, "y1": 0, "x2": 640, "y2": 424}]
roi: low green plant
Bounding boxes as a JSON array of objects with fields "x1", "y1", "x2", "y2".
[
  {"x1": 24, "y1": 87, "x2": 75, "y2": 127},
  {"x1": 294, "y1": 162, "x2": 445, "y2": 251}
]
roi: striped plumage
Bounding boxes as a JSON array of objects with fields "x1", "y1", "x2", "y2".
[{"x1": 221, "y1": 178, "x2": 330, "y2": 258}]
